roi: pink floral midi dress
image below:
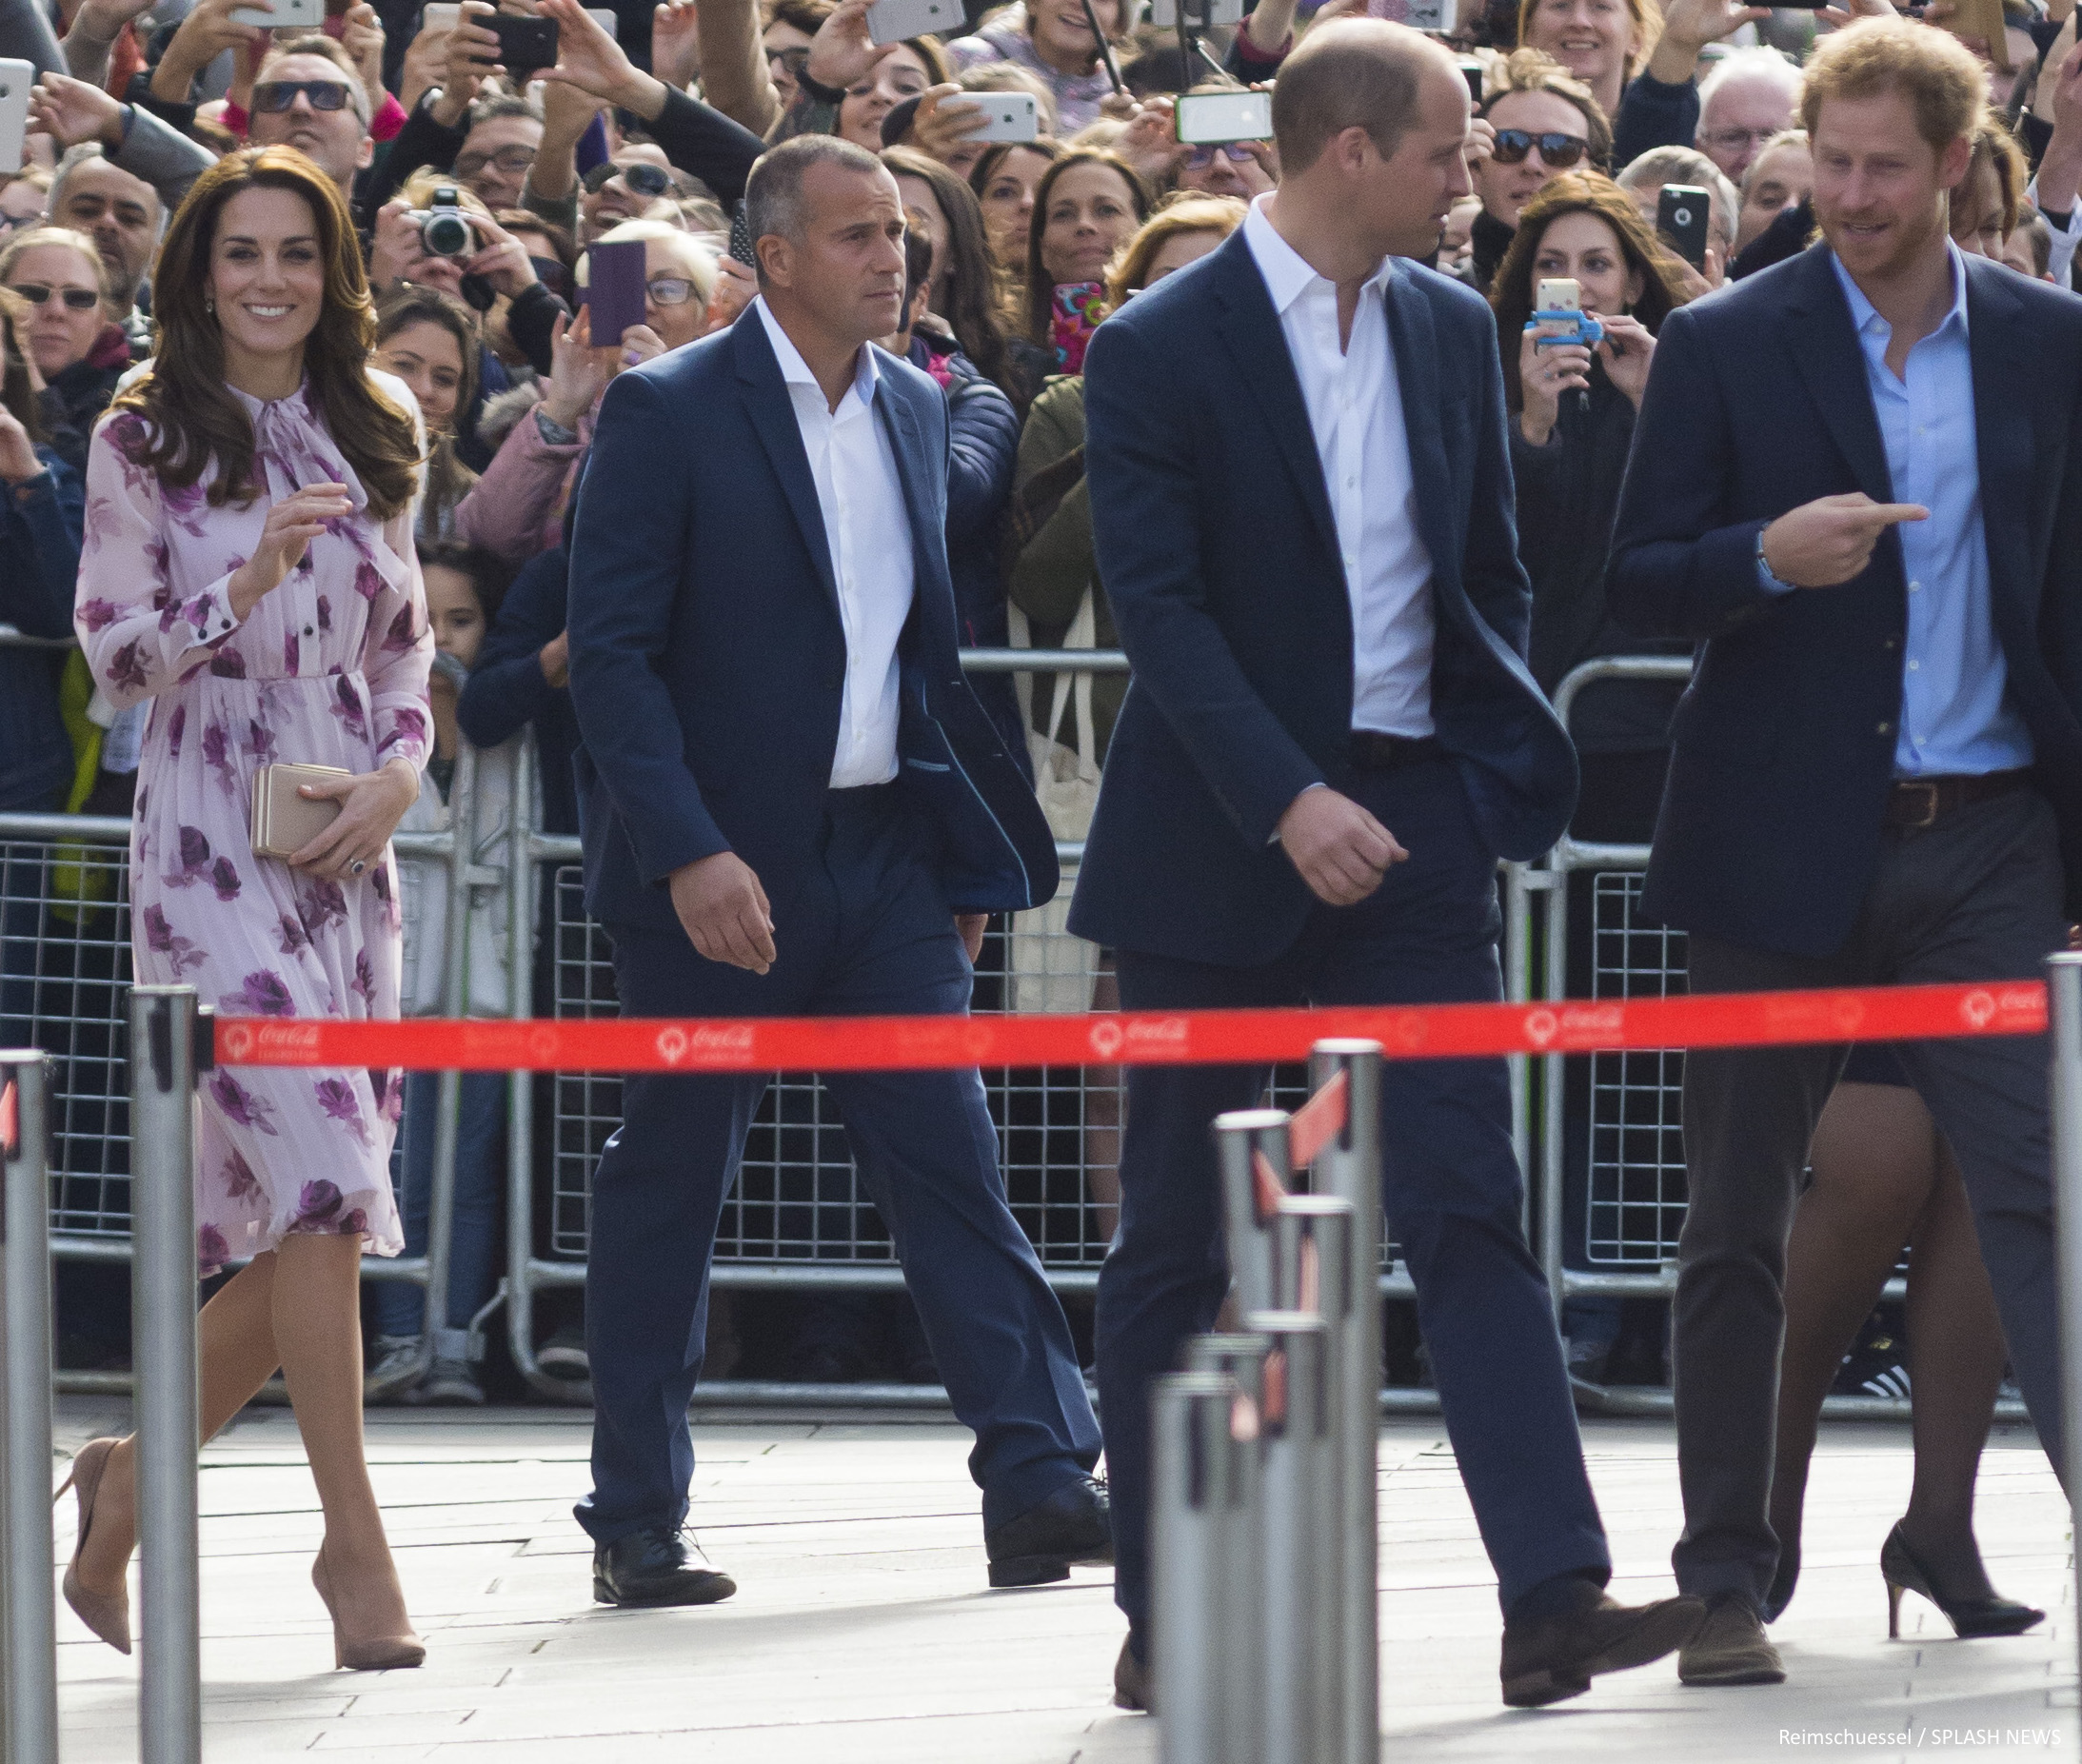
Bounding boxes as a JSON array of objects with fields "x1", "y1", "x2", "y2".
[{"x1": 73, "y1": 379, "x2": 432, "y2": 1277}]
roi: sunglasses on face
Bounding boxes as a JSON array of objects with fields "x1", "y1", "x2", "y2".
[
  {"x1": 457, "y1": 144, "x2": 538, "y2": 179},
  {"x1": 1182, "y1": 142, "x2": 1259, "y2": 171},
  {"x1": 583, "y1": 161, "x2": 672, "y2": 198},
  {"x1": 1489, "y1": 129, "x2": 1589, "y2": 168},
  {"x1": 252, "y1": 78, "x2": 353, "y2": 113},
  {"x1": 7, "y1": 282, "x2": 100, "y2": 312}
]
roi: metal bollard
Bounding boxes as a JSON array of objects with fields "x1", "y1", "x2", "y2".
[
  {"x1": 2, "y1": 1053, "x2": 59, "y2": 1764},
  {"x1": 1241, "y1": 1309, "x2": 1331, "y2": 1764},
  {"x1": 1305, "y1": 1040, "x2": 1383, "y2": 1764},
  {"x1": 1215, "y1": 1110, "x2": 1292, "y2": 1316},
  {"x1": 1272, "y1": 1199, "x2": 1355, "y2": 1764},
  {"x1": 2044, "y1": 952, "x2": 2082, "y2": 1700},
  {"x1": 1182, "y1": 1334, "x2": 1271, "y2": 1764},
  {"x1": 1152, "y1": 1371, "x2": 1254, "y2": 1764},
  {"x1": 129, "y1": 988, "x2": 206, "y2": 1764}
]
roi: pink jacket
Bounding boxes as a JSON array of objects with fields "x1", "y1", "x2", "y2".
[{"x1": 451, "y1": 406, "x2": 587, "y2": 563}]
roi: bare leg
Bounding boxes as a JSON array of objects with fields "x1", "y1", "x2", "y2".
[
  {"x1": 1896, "y1": 1142, "x2": 2008, "y2": 1597},
  {"x1": 1767, "y1": 1083, "x2": 1933, "y2": 1603},
  {"x1": 271, "y1": 1232, "x2": 415, "y2": 1644},
  {"x1": 74, "y1": 1253, "x2": 286, "y2": 1595}
]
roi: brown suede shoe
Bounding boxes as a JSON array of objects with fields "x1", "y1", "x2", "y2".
[
  {"x1": 1499, "y1": 1593, "x2": 1706, "y2": 1708},
  {"x1": 1678, "y1": 1593, "x2": 1787, "y2": 1686},
  {"x1": 1114, "y1": 1636, "x2": 1152, "y2": 1712}
]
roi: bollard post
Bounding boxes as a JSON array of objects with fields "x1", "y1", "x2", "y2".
[
  {"x1": 1215, "y1": 1110, "x2": 1292, "y2": 1316},
  {"x1": 1152, "y1": 1371, "x2": 1250, "y2": 1764},
  {"x1": 2, "y1": 1053, "x2": 59, "y2": 1764},
  {"x1": 129, "y1": 987, "x2": 204, "y2": 1764},
  {"x1": 1273, "y1": 1198, "x2": 1355, "y2": 1764},
  {"x1": 1306, "y1": 1040, "x2": 1383, "y2": 1764},
  {"x1": 1241, "y1": 1309, "x2": 1331, "y2": 1764},
  {"x1": 1182, "y1": 1334, "x2": 1271, "y2": 1764},
  {"x1": 2043, "y1": 952, "x2": 2082, "y2": 1702}
]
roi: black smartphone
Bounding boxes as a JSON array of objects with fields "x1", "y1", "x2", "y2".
[
  {"x1": 1457, "y1": 58, "x2": 1483, "y2": 103},
  {"x1": 1657, "y1": 184, "x2": 1711, "y2": 269},
  {"x1": 490, "y1": 12, "x2": 559, "y2": 72}
]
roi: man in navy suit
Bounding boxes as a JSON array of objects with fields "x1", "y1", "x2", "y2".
[
  {"x1": 1076, "y1": 20, "x2": 1703, "y2": 1712},
  {"x1": 1610, "y1": 18, "x2": 2082, "y2": 1685},
  {"x1": 565, "y1": 134, "x2": 1106, "y2": 1608}
]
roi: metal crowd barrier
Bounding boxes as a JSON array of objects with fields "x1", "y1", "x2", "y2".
[{"x1": 0, "y1": 627, "x2": 468, "y2": 1401}]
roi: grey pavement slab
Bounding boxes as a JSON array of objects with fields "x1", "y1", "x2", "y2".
[{"x1": 35, "y1": 1398, "x2": 2072, "y2": 1761}]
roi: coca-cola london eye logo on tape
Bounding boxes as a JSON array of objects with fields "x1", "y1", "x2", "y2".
[
  {"x1": 1087, "y1": 1017, "x2": 1190, "y2": 1060},
  {"x1": 654, "y1": 1023, "x2": 758, "y2": 1067}
]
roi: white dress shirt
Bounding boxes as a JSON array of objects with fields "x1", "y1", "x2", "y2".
[
  {"x1": 754, "y1": 297, "x2": 916, "y2": 787},
  {"x1": 1241, "y1": 195, "x2": 1436, "y2": 738}
]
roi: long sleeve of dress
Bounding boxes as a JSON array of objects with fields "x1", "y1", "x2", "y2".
[
  {"x1": 74, "y1": 414, "x2": 246, "y2": 710},
  {"x1": 362, "y1": 501, "x2": 436, "y2": 774}
]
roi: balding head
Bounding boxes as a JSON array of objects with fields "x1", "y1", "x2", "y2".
[{"x1": 1272, "y1": 19, "x2": 1457, "y2": 177}]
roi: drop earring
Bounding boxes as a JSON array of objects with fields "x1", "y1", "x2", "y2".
[{"x1": 205, "y1": 294, "x2": 215, "y2": 313}]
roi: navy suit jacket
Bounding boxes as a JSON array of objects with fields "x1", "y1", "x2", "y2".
[
  {"x1": 1068, "y1": 228, "x2": 1577, "y2": 966},
  {"x1": 1608, "y1": 246, "x2": 2082, "y2": 959},
  {"x1": 566, "y1": 312, "x2": 1059, "y2": 937}
]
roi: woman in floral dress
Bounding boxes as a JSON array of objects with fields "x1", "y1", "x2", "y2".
[{"x1": 62, "y1": 147, "x2": 433, "y2": 1672}]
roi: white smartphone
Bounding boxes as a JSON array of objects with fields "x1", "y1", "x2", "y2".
[
  {"x1": 1173, "y1": 88, "x2": 1272, "y2": 146},
  {"x1": 1397, "y1": 0, "x2": 1457, "y2": 29},
  {"x1": 1536, "y1": 277, "x2": 1581, "y2": 314},
  {"x1": 944, "y1": 91, "x2": 1039, "y2": 144},
  {"x1": 228, "y1": 0, "x2": 323, "y2": 29},
  {"x1": 866, "y1": 0, "x2": 961, "y2": 45},
  {"x1": 1147, "y1": 0, "x2": 1245, "y2": 26},
  {"x1": 586, "y1": 7, "x2": 618, "y2": 34},
  {"x1": 420, "y1": 1, "x2": 462, "y2": 27},
  {"x1": 0, "y1": 61, "x2": 30, "y2": 179}
]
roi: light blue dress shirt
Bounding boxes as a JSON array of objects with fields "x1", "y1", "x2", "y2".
[{"x1": 1757, "y1": 247, "x2": 2033, "y2": 779}]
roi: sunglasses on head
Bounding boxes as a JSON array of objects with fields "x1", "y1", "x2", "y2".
[
  {"x1": 1182, "y1": 141, "x2": 1259, "y2": 170},
  {"x1": 583, "y1": 161, "x2": 672, "y2": 198},
  {"x1": 1489, "y1": 129, "x2": 1588, "y2": 168},
  {"x1": 7, "y1": 282, "x2": 100, "y2": 312},
  {"x1": 252, "y1": 78, "x2": 353, "y2": 113}
]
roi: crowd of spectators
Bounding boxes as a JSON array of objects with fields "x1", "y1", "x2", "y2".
[{"x1": 2, "y1": 0, "x2": 2078, "y2": 1405}]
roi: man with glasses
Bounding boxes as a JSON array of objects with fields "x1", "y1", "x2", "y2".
[
  {"x1": 1466, "y1": 53, "x2": 1611, "y2": 290},
  {"x1": 1694, "y1": 46, "x2": 1802, "y2": 183},
  {"x1": 246, "y1": 37, "x2": 378, "y2": 200},
  {"x1": 453, "y1": 99, "x2": 545, "y2": 210},
  {"x1": 763, "y1": 0, "x2": 830, "y2": 112}
]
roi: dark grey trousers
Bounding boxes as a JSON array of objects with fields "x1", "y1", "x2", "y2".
[{"x1": 1672, "y1": 787, "x2": 2068, "y2": 1603}]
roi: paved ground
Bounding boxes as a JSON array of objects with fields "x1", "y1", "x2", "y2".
[{"x1": 40, "y1": 1396, "x2": 2074, "y2": 1762}]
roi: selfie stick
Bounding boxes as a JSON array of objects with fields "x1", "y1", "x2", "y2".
[{"x1": 1080, "y1": 0, "x2": 1126, "y2": 93}]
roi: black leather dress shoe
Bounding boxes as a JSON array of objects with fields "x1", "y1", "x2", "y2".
[
  {"x1": 592, "y1": 1526, "x2": 738, "y2": 1608},
  {"x1": 1499, "y1": 1593, "x2": 1705, "y2": 1707},
  {"x1": 983, "y1": 1475, "x2": 1111, "y2": 1588}
]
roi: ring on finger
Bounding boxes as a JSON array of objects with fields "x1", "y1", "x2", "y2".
[{"x1": 348, "y1": 857, "x2": 367, "y2": 877}]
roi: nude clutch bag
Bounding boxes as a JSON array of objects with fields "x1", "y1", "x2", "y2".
[{"x1": 250, "y1": 763, "x2": 349, "y2": 860}]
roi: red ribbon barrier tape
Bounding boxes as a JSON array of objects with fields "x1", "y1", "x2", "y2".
[{"x1": 213, "y1": 980, "x2": 2049, "y2": 1074}]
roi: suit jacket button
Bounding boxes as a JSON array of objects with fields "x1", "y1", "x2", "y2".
[{"x1": 1876, "y1": 722, "x2": 1893, "y2": 735}]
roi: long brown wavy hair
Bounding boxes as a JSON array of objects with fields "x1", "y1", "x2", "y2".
[
  {"x1": 112, "y1": 147, "x2": 419, "y2": 520},
  {"x1": 880, "y1": 146, "x2": 1014, "y2": 399},
  {"x1": 1489, "y1": 171, "x2": 1690, "y2": 411},
  {"x1": 1021, "y1": 149, "x2": 1151, "y2": 345}
]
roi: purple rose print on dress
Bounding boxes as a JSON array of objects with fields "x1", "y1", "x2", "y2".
[
  {"x1": 380, "y1": 707, "x2": 427, "y2": 756},
  {"x1": 284, "y1": 631, "x2": 300, "y2": 674},
  {"x1": 350, "y1": 949, "x2": 376, "y2": 1006},
  {"x1": 165, "y1": 704, "x2": 186, "y2": 756},
  {"x1": 276, "y1": 914, "x2": 310, "y2": 955},
  {"x1": 208, "y1": 1069, "x2": 280, "y2": 1136},
  {"x1": 331, "y1": 675, "x2": 367, "y2": 738},
  {"x1": 382, "y1": 606, "x2": 417, "y2": 653},
  {"x1": 289, "y1": 1179, "x2": 346, "y2": 1229},
  {"x1": 312, "y1": 1080, "x2": 372, "y2": 1146},
  {"x1": 221, "y1": 1149, "x2": 262, "y2": 1201},
  {"x1": 352, "y1": 560, "x2": 384, "y2": 601},
  {"x1": 209, "y1": 856, "x2": 241, "y2": 902},
  {"x1": 201, "y1": 721, "x2": 238, "y2": 795},
  {"x1": 209, "y1": 647, "x2": 246, "y2": 679},
  {"x1": 163, "y1": 824, "x2": 212, "y2": 888},
  {"x1": 316, "y1": 594, "x2": 332, "y2": 634},
  {"x1": 223, "y1": 968, "x2": 293, "y2": 1015},
  {"x1": 108, "y1": 641, "x2": 148, "y2": 695},
  {"x1": 77, "y1": 597, "x2": 120, "y2": 632},
  {"x1": 337, "y1": 1208, "x2": 368, "y2": 1237},
  {"x1": 243, "y1": 718, "x2": 278, "y2": 765},
  {"x1": 141, "y1": 903, "x2": 207, "y2": 978},
  {"x1": 297, "y1": 878, "x2": 347, "y2": 935},
  {"x1": 198, "y1": 1224, "x2": 230, "y2": 1270}
]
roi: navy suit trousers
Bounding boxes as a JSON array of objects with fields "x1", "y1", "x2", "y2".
[
  {"x1": 575, "y1": 785, "x2": 1100, "y2": 1545},
  {"x1": 1097, "y1": 758, "x2": 1610, "y2": 1646}
]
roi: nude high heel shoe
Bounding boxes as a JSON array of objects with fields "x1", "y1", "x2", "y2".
[
  {"x1": 56, "y1": 1437, "x2": 131, "y2": 1655},
  {"x1": 311, "y1": 1542, "x2": 426, "y2": 1671}
]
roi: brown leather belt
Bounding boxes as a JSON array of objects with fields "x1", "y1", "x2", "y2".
[
  {"x1": 1883, "y1": 768, "x2": 2030, "y2": 830},
  {"x1": 1350, "y1": 732, "x2": 1444, "y2": 771}
]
